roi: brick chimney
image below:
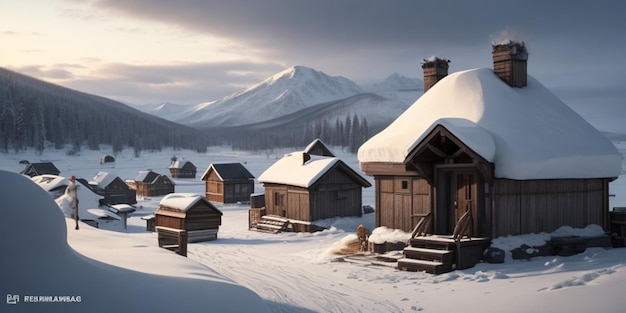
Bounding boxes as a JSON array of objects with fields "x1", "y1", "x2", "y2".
[
  {"x1": 492, "y1": 41, "x2": 528, "y2": 87},
  {"x1": 301, "y1": 152, "x2": 311, "y2": 165},
  {"x1": 421, "y1": 57, "x2": 450, "y2": 92}
]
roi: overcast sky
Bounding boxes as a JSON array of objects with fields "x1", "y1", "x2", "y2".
[{"x1": 1, "y1": 0, "x2": 625, "y2": 112}]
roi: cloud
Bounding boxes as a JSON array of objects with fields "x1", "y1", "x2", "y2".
[{"x1": 34, "y1": 61, "x2": 286, "y2": 105}]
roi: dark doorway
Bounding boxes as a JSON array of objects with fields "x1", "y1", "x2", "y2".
[{"x1": 436, "y1": 169, "x2": 478, "y2": 236}]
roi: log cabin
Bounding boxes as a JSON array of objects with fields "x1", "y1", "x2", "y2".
[
  {"x1": 200, "y1": 163, "x2": 255, "y2": 203},
  {"x1": 258, "y1": 151, "x2": 371, "y2": 231},
  {"x1": 358, "y1": 41, "x2": 622, "y2": 239},
  {"x1": 134, "y1": 170, "x2": 175, "y2": 197},
  {"x1": 89, "y1": 171, "x2": 137, "y2": 205},
  {"x1": 168, "y1": 158, "x2": 197, "y2": 179}
]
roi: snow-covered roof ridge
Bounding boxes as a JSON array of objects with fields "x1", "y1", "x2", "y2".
[{"x1": 358, "y1": 68, "x2": 622, "y2": 180}]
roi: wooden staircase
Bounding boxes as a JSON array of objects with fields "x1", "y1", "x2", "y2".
[
  {"x1": 254, "y1": 215, "x2": 291, "y2": 233},
  {"x1": 397, "y1": 209, "x2": 491, "y2": 274}
]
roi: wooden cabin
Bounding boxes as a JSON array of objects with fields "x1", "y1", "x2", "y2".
[
  {"x1": 304, "y1": 138, "x2": 335, "y2": 157},
  {"x1": 258, "y1": 152, "x2": 371, "y2": 231},
  {"x1": 358, "y1": 42, "x2": 622, "y2": 239},
  {"x1": 155, "y1": 193, "x2": 223, "y2": 242},
  {"x1": 20, "y1": 162, "x2": 60, "y2": 177},
  {"x1": 168, "y1": 157, "x2": 197, "y2": 179},
  {"x1": 134, "y1": 170, "x2": 175, "y2": 197},
  {"x1": 201, "y1": 163, "x2": 254, "y2": 203},
  {"x1": 89, "y1": 171, "x2": 137, "y2": 205}
]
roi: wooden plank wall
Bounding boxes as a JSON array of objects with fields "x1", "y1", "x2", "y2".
[
  {"x1": 377, "y1": 176, "x2": 431, "y2": 232},
  {"x1": 493, "y1": 178, "x2": 608, "y2": 237}
]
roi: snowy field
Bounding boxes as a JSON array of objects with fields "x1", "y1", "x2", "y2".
[{"x1": 2, "y1": 142, "x2": 626, "y2": 313}]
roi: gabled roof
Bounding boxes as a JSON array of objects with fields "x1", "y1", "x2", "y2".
[
  {"x1": 135, "y1": 170, "x2": 159, "y2": 183},
  {"x1": 20, "y1": 162, "x2": 60, "y2": 176},
  {"x1": 90, "y1": 171, "x2": 117, "y2": 188},
  {"x1": 258, "y1": 152, "x2": 371, "y2": 188},
  {"x1": 358, "y1": 68, "x2": 622, "y2": 180},
  {"x1": 200, "y1": 163, "x2": 254, "y2": 181},
  {"x1": 304, "y1": 138, "x2": 335, "y2": 157},
  {"x1": 169, "y1": 160, "x2": 196, "y2": 170}
]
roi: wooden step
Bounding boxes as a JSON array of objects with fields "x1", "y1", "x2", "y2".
[
  {"x1": 403, "y1": 247, "x2": 454, "y2": 264},
  {"x1": 397, "y1": 258, "x2": 453, "y2": 275},
  {"x1": 255, "y1": 215, "x2": 290, "y2": 233}
]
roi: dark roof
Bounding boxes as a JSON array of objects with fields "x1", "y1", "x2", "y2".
[
  {"x1": 135, "y1": 170, "x2": 160, "y2": 183},
  {"x1": 304, "y1": 138, "x2": 335, "y2": 157},
  {"x1": 201, "y1": 163, "x2": 254, "y2": 181},
  {"x1": 20, "y1": 162, "x2": 60, "y2": 176}
]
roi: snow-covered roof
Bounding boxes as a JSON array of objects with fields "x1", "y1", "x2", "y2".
[
  {"x1": 358, "y1": 68, "x2": 622, "y2": 180},
  {"x1": 89, "y1": 171, "x2": 117, "y2": 188},
  {"x1": 159, "y1": 193, "x2": 207, "y2": 212},
  {"x1": 31, "y1": 174, "x2": 68, "y2": 191},
  {"x1": 258, "y1": 152, "x2": 369, "y2": 188}
]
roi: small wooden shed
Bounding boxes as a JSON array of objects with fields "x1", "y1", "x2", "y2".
[
  {"x1": 201, "y1": 163, "x2": 255, "y2": 203},
  {"x1": 100, "y1": 155, "x2": 115, "y2": 165},
  {"x1": 155, "y1": 193, "x2": 223, "y2": 242},
  {"x1": 168, "y1": 157, "x2": 197, "y2": 179},
  {"x1": 89, "y1": 171, "x2": 137, "y2": 205},
  {"x1": 258, "y1": 152, "x2": 371, "y2": 231},
  {"x1": 20, "y1": 162, "x2": 60, "y2": 177},
  {"x1": 134, "y1": 170, "x2": 175, "y2": 197}
]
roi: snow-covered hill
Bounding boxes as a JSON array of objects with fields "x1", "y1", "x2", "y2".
[
  {"x1": 171, "y1": 66, "x2": 365, "y2": 127},
  {"x1": 364, "y1": 73, "x2": 423, "y2": 106},
  {"x1": 134, "y1": 102, "x2": 190, "y2": 120}
]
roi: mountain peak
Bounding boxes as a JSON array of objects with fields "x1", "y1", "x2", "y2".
[{"x1": 174, "y1": 66, "x2": 365, "y2": 126}]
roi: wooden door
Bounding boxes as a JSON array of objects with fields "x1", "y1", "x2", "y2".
[{"x1": 455, "y1": 172, "x2": 477, "y2": 236}]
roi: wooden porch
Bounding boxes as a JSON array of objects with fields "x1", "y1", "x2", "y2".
[{"x1": 397, "y1": 236, "x2": 491, "y2": 274}]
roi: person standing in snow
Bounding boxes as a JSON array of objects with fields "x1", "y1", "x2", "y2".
[{"x1": 67, "y1": 175, "x2": 79, "y2": 230}]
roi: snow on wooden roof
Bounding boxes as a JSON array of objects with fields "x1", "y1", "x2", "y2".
[
  {"x1": 358, "y1": 68, "x2": 622, "y2": 180},
  {"x1": 30, "y1": 174, "x2": 68, "y2": 191},
  {"x1": 89, "y1": 171, "x2": 117, "y2": 188},
  {"x1": 258, "y1": 152, "x2": 369, "y2": 188},
  {"x1": 159, "y1": 193, "x2": 207, "y2": 212}
]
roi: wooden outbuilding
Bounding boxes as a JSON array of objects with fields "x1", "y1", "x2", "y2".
[
  {"x1": 100, "y1": 155, "x2": 115, "y2": 165},
  {"x1": 155, "y1": 193, "x2": 223, "y2": 242},
  {"x1": 20, "y1": 162, "x2": 60, "y2": 177},
  {"x1": 89, "y1": 171, "x2": 137, "y2": 205},
  {"x1": 358, "y1": 41, "x2": 621, "y2": 239},
  {"x1": 134, "y1": 170, "x2": 175, "y2": 197},
  {"x1": 168, "y1": 157, "x2": 197, "y2": 179},
  {"x1": 201, "y1": 163, "x2": 254, "y2": 203},
  {"x1": 257, "y1": 152, "x2": 371, "y2": 231}
]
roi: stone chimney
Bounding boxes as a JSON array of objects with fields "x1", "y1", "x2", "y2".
[
  {"x1": 492, "y1": 41, "x2": 528, "y2": 87},
  {"x1": 421, "y1": 57, "x2": 450, "y2": 92}
]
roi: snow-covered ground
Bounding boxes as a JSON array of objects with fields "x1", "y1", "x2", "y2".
[{"x1": 2, "y1": 143, "x2": 626, "y2": 312}]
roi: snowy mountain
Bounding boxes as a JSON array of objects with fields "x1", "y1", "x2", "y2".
[
  {"x1": 364, "y1": 73, "x2": 423, "y2": 106},
  {"x1": 172, "y1": 66, "x2": 365, "y2": 127}
]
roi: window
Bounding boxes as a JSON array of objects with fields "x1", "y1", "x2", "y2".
[{"x1": 401, "y1": 180, "x2": 408, "y2": 190}]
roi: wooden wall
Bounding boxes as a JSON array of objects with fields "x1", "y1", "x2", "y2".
[
  {"x1": 263, "y1": 167, "x2": 365, "y2": 222},
  {"x1": 493, "y1": 178, "x2": 609, "y2": 237},
  {"x1": 376, "y1": 176, "x2": 431, "y2": 232}
]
